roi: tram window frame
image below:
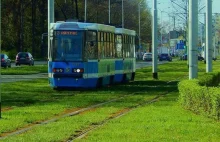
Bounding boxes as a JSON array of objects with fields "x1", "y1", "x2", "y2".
[
  {"x1": 107, "y1": 32, "x2": 110, "y2": 58},
  {"x1": 98, "y1": 32, "x2": 102, "y2": 59},
  {"x1": 102, "y1": 32, "x2": 106, "y2": 58},
  {"x1": 85, "y1": 30, "x2": 98, "y2": 60},
  {"x1": 131, "y1": 36, "x2": 135, "y2": 58},
  {"x1": 110, "y1": 33, "x2": 114, "y2": 58},
  {"x1": 115, "y1": 34, "x2": 122, "y2": 58},
  {"x1": 125, "y1": 35, "x2": 128, "y2": 58},
  {"x1": 52, "y1": 37, "x2": 58, "y2": 60},
  {"x1": 105, "y1": 32, "x2": 108, "y2": 57}
]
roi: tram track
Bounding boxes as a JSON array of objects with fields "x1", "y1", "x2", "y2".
[
  {"x1": 0, "y1": 76, "x2": 185, "y2": 140},
  {"x1": 66, "y1": 91, "x2": 171, "y2": 141},
  {"x1": 65, "y1": 78, "x2": 187, "y2": 141},
  {"x1": 0, "y1": 92, "x2": 142, "y2": 140}
]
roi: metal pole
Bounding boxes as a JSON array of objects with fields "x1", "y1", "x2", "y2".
[
  {"x1": 85, "y1": 0, "x2": 87, "y2": 22},
  {"x1": 206, "y1": 0, "x2": 212, "y2": 72},
  {"x1": 122, "y1": 0, "x2": 124, "y2": 28},
  {"x1": 189, "y1": 0, "x2": 198, "y2": 79},
  {"x1": 139, "y1": 3, "x2": 141, "y2": 48},
  {"x1": 214, "y1": 31, "x2": 216, "y2": 59},
  {"x1": 109, "y1": 0, "x2": 110, "y2": 24},
  {"x1": 152, "y1": 0, "x2": 158, "y2": 79},
  {"x1": 48, "y1": 0, "x2": 54, "y2": 64},
  {"x1": 160, "y1": 11, "x2": 163, "y2": 47},
  {"x1": 204, "y1": 13, "x2": 206, "y2": 63},
  {"x1": 0, "y1": 0, "x2": 2, "y2": 119},
  {"x1": 201, "y1": 26, "x2": 202, "y2": 47}
]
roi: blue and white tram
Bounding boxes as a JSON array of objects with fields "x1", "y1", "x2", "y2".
[
  {"x1": 48, "y1": 22, "x2": 136, "y2": 89},
  {"x1": 114, "y1": 28, "x2": 136, "y2": 83}
]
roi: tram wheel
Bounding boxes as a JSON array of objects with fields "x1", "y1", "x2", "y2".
[
  {"x1": 96, "y1": 77, "x2": 103, "y2": 88},
  {"x1": 109, "y1": 75, "x2": 114, "y2": 85},
  {"x1": 122, "y1": 74, "x2": 127, "y2": 83},
  {"x1": 131, "y1": 72, "x2": 135, "y2": 81}
]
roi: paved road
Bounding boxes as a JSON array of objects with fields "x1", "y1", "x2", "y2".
[
  {"x1": 1, "y1": 61, "x2": 165, "y2": 83},
  {"x1": 136, "y1": 61, "x2": 166, "y2": 69},
  {"x1": 10, "y1": 61, "x2": 47, "y2": 67}
]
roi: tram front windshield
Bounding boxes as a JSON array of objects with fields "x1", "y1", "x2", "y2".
[{"x1": 53, "y1": 31, "x2": 83, "y2": 61}]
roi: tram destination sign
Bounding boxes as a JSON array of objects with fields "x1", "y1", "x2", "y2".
[{"x1": 55, "y1": 31, "x2": 78, "y2": 36}]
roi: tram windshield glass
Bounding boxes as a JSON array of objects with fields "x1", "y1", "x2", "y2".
[{"x1": 52, "y1": 31, "x2": 83, "y2": 61}]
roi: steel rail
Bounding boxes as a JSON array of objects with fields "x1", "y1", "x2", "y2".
[
  {"x1": 0, "y1": 92, "x2": 139, "y2": 140},
  {"x1": 67, "y1": 90, "x2": 174, "y2": 141},
  {"x1": 0, "y1": 74, "x2": 188, "y2": 140}
]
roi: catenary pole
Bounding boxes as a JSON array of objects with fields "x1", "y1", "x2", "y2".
[
  {"x1": 206, "y1": 0, "x2": 212, "y2": 72},
  {"x1": 85, "y1": 0, "x2": 87, "y2": 22},
  {"x1": 189, "y1": 0, "x2": 198, "y2": 79},
  {"x1": 139, "y1": 3, "x2": 141, "y2": 49},
  {"x1": 0, "y1": 0, "x2": 2, "y2": 118},
  {"x1": 109, "y1": 0, "x2": 110, "y2": 24},
  {"x1": 48, "y1": 0, "x2": 54, "y2": 75},
  {"x1": 204, "y1": 13, "x2": 206, "y2": 64},
  {"x1": 122, "y1": 0, "x2": 124, "y2": 28},
  {"x1": 152, "y1": 0, "x2": 158, "y2": 79},
  {"x1": 138, "y1": 0, "x2": 144, "y2": 59}
]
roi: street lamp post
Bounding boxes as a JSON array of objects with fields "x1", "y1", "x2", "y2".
[
  {"x1": 122, "y1": 0, "x2": 124, "y2": 28},
  {"x1": 189, "y1": 0, "x2": 198, "y2": 79},
  {"x1": 206, "y1": 0, "x2": 212, "y2": 72},
  {"x1": 0, "y1": 0, "x2": 2, "y2": 119},
  {"x1": 85, "y1": 0, "x2": 87, "y2": 22},
  {"x1": 152, "y1": 0, "x2": 158, "y2": 79},
  {"x1": 138, "y1": 0, "x2": 145, "y2": 58},
  {"x1": 109, "y1": 0, "x2": 111, "y2": 24},
  {"x1": 139, "y1": 3, "x2": 141, "y2": 48},
  {"x1": 160, "y1": 10, "x2": 163, "y2": 48}
]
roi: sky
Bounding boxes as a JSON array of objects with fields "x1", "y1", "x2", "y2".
[
  {"x1": 146, "y1": 0, "x2": 220, "y2": 13},
  {"x1": 146, "y1": 0, "x2": 220, "y2": 31}
]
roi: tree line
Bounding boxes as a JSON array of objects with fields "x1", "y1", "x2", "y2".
[{"x1": 1, "y1": 0, "x2": 152, "y2": 59}]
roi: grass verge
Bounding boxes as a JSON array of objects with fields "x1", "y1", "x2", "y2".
[{"x1": 0, "y1": 60, "x2": 220, "y2": 141}]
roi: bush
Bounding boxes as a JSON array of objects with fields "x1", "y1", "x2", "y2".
[{"x1": 178, "y1": 74, "x2": 220, "y2": 120}]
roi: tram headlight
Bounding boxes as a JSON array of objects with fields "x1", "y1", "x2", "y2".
[
  {"x1": 53, "y1": 68, "x2": 64, "y2": 73},
  {"x1": 72, "y1": 68, "x2": 84, "y2": 73}
]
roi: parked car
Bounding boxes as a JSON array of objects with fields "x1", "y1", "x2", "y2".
[
  {"x1": 181, "y1": 54, "x2": 187, "y2": 60},
  {"x1": 15, "y1": 52, "x2": 34, "y2": 66},
  {"x1": 1, "y1": 54, "x2": 11, "y2": 68},
  {"x1": 181, "y1": 54, "x2": 204, "y2": 61},
  {"x1": 159, "y1": 53, "x2": 172, "y2": 61},
  {"x1": 143, "y1": 53, "x2": 152, "y2": 61},
  {"x1": 198, "y1": 55, "x2": 204, "y2": 61}
]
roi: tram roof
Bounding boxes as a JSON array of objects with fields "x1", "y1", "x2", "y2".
[
  {"x1": 115, "y1": 28, "x2": 136, "y2": 36},
  {"x1": 53, "y1": 22, "x2": 115, "y2": 33}
]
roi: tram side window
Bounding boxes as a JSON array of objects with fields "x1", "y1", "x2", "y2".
[
  {"x1": 125, "y1": 35, "x2": 128, "y2": 58},
  {"x1": 105, "y1": 32, "x2": 110, "y2": 58},
  {"x1": 107, "y1": 33, "x2": 111, "y2": 57},
  {"x1": 85, "y1": 31, "x2": 97, "y2": 59},
  {"x1": 112, "y1": 34, "x2": 115, "y2": 58},
  {"x1": 52, "y1": 38, "x2": 58, "y2": 59},
  {"x1": 123, "y1": 35, "x2": 129, "y2": 58},
  {"x1": 98, "y1": 32, "x2": 102, "y2": 58},
  {"x1": 122, "y1": 35, "x2": 125, "y2": 58},
  {"x1": 110, "y1": 33, "x2": 114, "y2": 58},
  {"x1": 130, "y1": 36, "x2": 135, "y2": 58},
  {"x1": 116, "y1": 35, "x2": 122, "y2": 58}
]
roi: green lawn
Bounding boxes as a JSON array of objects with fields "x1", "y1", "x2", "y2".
[
  {"x1": 0, "y1": 60, "x2": 220, "y2": 141},
  {"x1": 1, "y1": 64, "x2": 47, "y2": 75}
]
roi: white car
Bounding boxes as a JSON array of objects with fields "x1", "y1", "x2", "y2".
[{"x1": 143, "y1": 53, "x2": 152, "y2": 61}]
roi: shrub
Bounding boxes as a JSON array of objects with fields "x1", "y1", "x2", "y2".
[{"x1": 178, "y1": 74, "x2": 220, "y2": 120}]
